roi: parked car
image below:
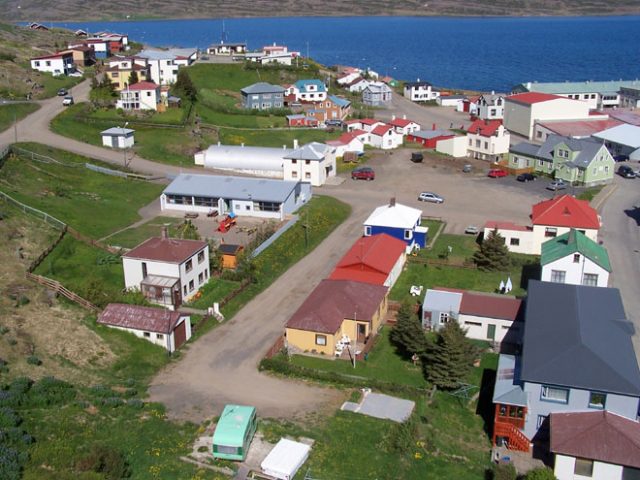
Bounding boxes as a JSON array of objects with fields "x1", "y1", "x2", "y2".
[
  {"x1": 62, "y1": 95, "x2": 74, "y2": 106},
  {"x1": 617, "y1": 165, "x2": 636, "y2": 178},
  {"x1": 546, "y1": 179, "x2": 567, "y2": 191},
  {"x1": 465, "y1": 225, "x2": 479, "y2": 235},
  {"x1": 517, "y1": 173, "x2": 536, "y2": 182},
  {"x1": 411, "y1": 152, "x2": 424, "y2": 163},
  {"x1": 418, "y1": 192, "x2": 444, "y2": 203},
  {"x1": 325, "y1": 119, "x2": 343, "y2": 127},
  {"x1": 351, "y1": 166, "x2": 375, "y2": 181},
  {"x1": 57, "y1": 88, "x2": 68, "y2": 96},
  {"x1": 462, "y1": 164, "x2": 472, "y2": 173},
  {"x1": 613, "y1": 154, "x2": 630, "y2": 162},
  {"x1": 488, "y1": 169, "x2": 507, "y2": 178}
]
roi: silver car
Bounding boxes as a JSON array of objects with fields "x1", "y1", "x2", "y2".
[
  {"x1": 418, "y1": 192, "x2": 444, "y2": 203},
  {"x1": 546, "y1": 180, "x2": 567, "y2": 191}
]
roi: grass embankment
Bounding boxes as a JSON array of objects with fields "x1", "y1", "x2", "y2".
[
  {"x1": 0, "y1": 103, "x2": 40, "y2": 132},
  {"x1": 105, "y1": 216, "x2": 182, "y2": 248}
]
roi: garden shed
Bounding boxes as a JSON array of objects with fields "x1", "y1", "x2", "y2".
[
  {"x1": 100, "y1": 127, "x2": 135, "y2": 149},
  {"x1": 260, "y1": 438, "x2": 311, "y2": 480}
]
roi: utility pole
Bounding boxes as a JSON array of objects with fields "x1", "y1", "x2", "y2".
[{"x1": 13, "y1": 108, "x2": 18, "y2": 143}]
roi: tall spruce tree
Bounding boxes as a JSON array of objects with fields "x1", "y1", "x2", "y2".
[
  {"x1": 423, "y1": 321, "x2": 477, "y2": 389},
  {"x1": 473, "y1": 228, "x2": 510, "y2": 271},
  {"x1": 128, "y1": 70, "x2": 139, "y2": 85},
  {"x1": 390, "y1": 302, "x2": 428, "y2": 358},
  {"x1": 173, "y1": 69, "x2": 197, "y2": 102}
]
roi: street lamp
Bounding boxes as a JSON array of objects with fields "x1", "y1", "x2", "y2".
[{"x1": 120, "y1": 121, "x2": 129, "y2": 167}]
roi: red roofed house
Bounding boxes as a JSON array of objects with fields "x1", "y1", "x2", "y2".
[
  {"x1": 285, "y1": 279, "x2": 388, "y2": 357},
  {"x1": 466, "y1": 119, "x2": 510, "y2": 161},
  {"x1": 122, "y1": 228, "x2": 210, "y2": 309},
  {"x1": 370, "y1": 124, "x2": 403, "y2": 150},
  {"x1": 329, "y1": 234, "x2": 407, "y2": 288},
  {"x1": 422, "y1": 288, "x2": 523, "y2": 347},
  {"x1": 534, "y1": 118, "x2": 623, "y2": 142},
  {"x1": 388, "y1": 115, "x2": 421, "y2": 135},
  {"x1": 345, "y1": 118, "x2": 386, "y2": 133},
  {"x1": 326, "y1": 129, "x2": 367, "y2": 157},
  {"x1": 98, "y1": 303, "x2": 192, "y2": 352},
  {"x1": 504, "y1": 92, "x2": 600, "y2": 140},
  {"x1": 550, "y1": 411, "x2": 640, "y2": 480},
  {"x1": 30, "y1": 51, "x2": 75, "y2": 76},
  {"x1": 116, "y1": 81, "x2": 161, "y2": 111},
  {"x1": 483, "y1": 194, "x2": 600, "y2": 255}
]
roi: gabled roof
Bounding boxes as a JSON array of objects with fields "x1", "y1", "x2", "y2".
[
  {"x1": 364, "y1": 202, "x2": 422, "y2": 229},
  {"x1": 405, "y1": 80, "x2": 432, "y2": 88},
  {"x1": 294, "y1": 79, "x2": 326, "y2": 93},
  {"x1": 371, "y1": 124, "x2": 394, "y2": 136},
  {"x1": 283, "y1": 142, "x2": 327, "y2": 161},
  {"x1": 286, "y1": 279, "x2": 388, "y2": 334},
  {"x1": 592, "y1": 124, "x2": 640, "y2": 149},
  {"x1": 551, "y1": 411, "x2": 640, "y2": 469},
  {"x1": 124, "y1": 236, "x2": 207, "y2": 264},
  {"x1": 31, "y1": 52, "x2": 72, "y2": 60},
  {"x1": 327, "y1": 95, "x2": 350, "y2": 107},
  {"x1": 531, "y1": 195, "x2": 600, "y2": 229},
  {"x1": 409, "y1": 130, "x2": 454, "y2": 140},
  {"x1": 364, "y1": 82, "x2": 392, "y2": 94},
  {"x1": 428, "y1": 287, "x2": 522, "y2": 321},
  {"x1": 329, "y1": 234, "x2": 406, "y2": 285},
  {"x1": 541, "y1": 229, "x2": 611, "y2": 271},
  {"x1": 492, "y1": 354, "x2": 527, "y2": 407},
  {"x1": 484, "y1": 220, "x2": 531, "y2": 232},
  {"x1": 126, "y1": 81, "x2": 159, "y2": 91},
  {"x1": 388, "y1": 117, "x2": 418, "y2": 128},
  {"x1": 511, "y1": 134, "x2": 607, "y2": 168},
  {"x1": 467, "y1": 119, "x2": 503, "y2": 137},
  {"x1": 98, "y1": 303, "x2": 183, "y2": 334},
  {"x1": 240, "y1": 82, "x2": 285, "y2": 95},
  {"x1": 536, "y1": 118, "x2": 622, "y2": 137},
  {"x1": 521, "y1": 281, "x2": 640, "y2": 396},
  {"x1": 506, "y1": 92, "x2": 566, "y2": 105}
]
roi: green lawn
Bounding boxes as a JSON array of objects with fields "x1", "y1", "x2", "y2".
[
  {"x1": 1, "y1": 143, "x2": 164, "y2": 237},
  {"x1": 576, "y1": 186, "x2": 603, "y2": 202},
  {"x1": 105, "y1": 216, "x2": 183, "y2": 248},
  {"x1": 291, "y1": 327, "x2": 427, "y2": 388},
  {"x1": 37, "y1": 72, "x2": 84, "y2": 98},
  {"x1": 218, "y1": 127, "x2": 341, "y2": 148},
  {"x1": 0, "y1": 102, "x2": 40, "y2": 132},
  {"x1": 188, "y1": 278, "x2": 242, "y2": 310}
]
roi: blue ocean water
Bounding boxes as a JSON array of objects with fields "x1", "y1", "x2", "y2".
[{"x1": 48, "y1": 16, "x2": 640, "y2": 91}]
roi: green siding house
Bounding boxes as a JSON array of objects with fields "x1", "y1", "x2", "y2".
[{"x1": 509, "y1": 135, "x2": 614, "y2": 186}]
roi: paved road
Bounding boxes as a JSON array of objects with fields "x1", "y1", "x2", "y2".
[
  {"x1": 598, "y1": 175, "x2": 640, "y2": 357},
  {"x1": 379, "y1": 93, "x2": 472, "y2": 131}
]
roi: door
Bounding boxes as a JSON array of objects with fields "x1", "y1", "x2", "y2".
[
  {"x1": 173, "y1": 320, "x2": 187, "y2": 350},
  {"x1": 357, "y1": 323, "x2": 367, "y2": 342},
  {"x1": 111, "y1": 136, "x2": 117, "y2": 148},
  {"x1": 487, "y1": 324, "x2": 496, "y2": 341}
]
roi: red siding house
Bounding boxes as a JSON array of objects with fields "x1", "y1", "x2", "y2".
[
  {"x1": 406, "y1": 130, "x2": 455, "y2": 148},
  {"x1": 286, "y1": 114, "x2": 319, "y2": 128}
]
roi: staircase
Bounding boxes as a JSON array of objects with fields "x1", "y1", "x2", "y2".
[{"x1": 494, "y1": 422, "x2": 531, "y2": 452}]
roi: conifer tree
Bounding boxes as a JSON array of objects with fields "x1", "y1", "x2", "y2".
[
  {"x1": 128, "y1": 70, "x2": 139, "y2": 85},
  {"x1": 473, "y1": 228, "x2": 510, "y2": 271},
  {"x1": 173, "y1": 69, "x2": 197, "y2": 102},
  {"x1": 390, "y1": 301, "x2": 428, "y2": 358},
  {"x1": 423, "y1": 321, "x2": 477, "y2": 389}
]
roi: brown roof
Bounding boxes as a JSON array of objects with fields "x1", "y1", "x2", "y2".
[
  {"x1": 551, "y1": 411, "x2": 640, "y2": 469},
  {"x1": 434, "y1": 287, "x2": 522, "y2": 321},
  {"x1": 124, "y1": 237, "x2": 207, "y2": 264},
  {"x1": 286, "y1": 279, "x2": 388, "y2": 334},
  {"x1": 98, "y1": 303, "x2": 183, "y2": 334}
]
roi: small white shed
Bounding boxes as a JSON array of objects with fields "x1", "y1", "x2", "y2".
[
  {"x1": 260, "y1": 438, "x2": 311, "y2": 480},
  {"x1": 101, "y1": 127, "x2": 135, "y2": 149}
]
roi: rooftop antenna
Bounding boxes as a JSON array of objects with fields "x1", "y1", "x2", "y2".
[{"x1": 221, "y1": 19, "x2": 227, "y2": 43}]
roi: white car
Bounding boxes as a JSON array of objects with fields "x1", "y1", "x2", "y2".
[
  {"x1": 465, "y1": 226, "x2": 479, "y2": 235},
  {"x1": 418, "y1": 192, "x2": 444, "y2": 204},
  {"x1": 62, "y1": 95, "x2": 74, "y2": 106}
]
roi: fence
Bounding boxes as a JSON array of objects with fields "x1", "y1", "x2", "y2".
[
  {"x1": 264, "y1": 336, "x2": 285, "y2": 359},
  {"x1": 11, "y1": 146, "x2": 83, "y2": 169},
  {"x1": 251, "y1": 215, "x2": 299, "y2": 258},
  {"x1": 219, "y1": 278, "x2": 252, "y2": 308},
  {"x1": 25, "y1": 272, "x2": 99, "y2": 312},
  {"x1": 0, "y1": 191, "x2": 67, "y2": 231},
  {"x1": 28, "y1": 227, "x2": 68, "y2": 272},
  {"x1": 84, "y1": 163, "x2": 159, "y2": 181}
]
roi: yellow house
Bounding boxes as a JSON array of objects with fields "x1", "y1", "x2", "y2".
[
  {"x1": 105, "y1": 63, "x2": 150, "y2": 90},
  {"x1": 285, "y1": 279, "x2": 388, "y2": 356}
]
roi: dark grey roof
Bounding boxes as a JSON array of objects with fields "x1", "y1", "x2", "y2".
[
  {"x1": 240, "y1": 82, "x2": 285, "y2": 95},
  {"x1": 521, "y1": 281, "x2": 640, "y2": 396},
  {"x1": 510, "y1": 134, "x2": 606, "y2": 168},
  {"x1": 404, "y1": 80, "x2": 432, "y2": 88},
  {"x1": 510, "y1": 142, "x2": 543, "y2": 157}
]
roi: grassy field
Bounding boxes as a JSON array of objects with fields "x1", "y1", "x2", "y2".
[
  {"x1": 0, "y1": 143, "x2": 164, "y2": 237},
  {"x1": 0, "y1": 102, "x2": 40, "y2": 132},
  {"x1": 576, "y1": 185, "x2": 604, "y2": 202},
  {"x1": 105, "y1": 216, "x2": 183, "y2": 248}
]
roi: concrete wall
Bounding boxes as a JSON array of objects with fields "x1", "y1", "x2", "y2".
[
  {"x1": 541, "y1": 255, "x2": 609, "y2": 287},
  {"x1": 483, "y1": 227, "x2": 536, "y2": 255},
  {"x1": 436, "y1": 136, "x2": 468, "y2": 158},
  {"x1": 370, "y1": 130, "x2": 403, "y2": 150},
  {"x1": 459, "y1": 314, "x2": 521, "y2": 344},
  {"x1": 283, "y1": 155, "x2": 335, "y2": 187},
  {"x1": 505, "y1": 98, "x2": 592, "y2": 139},
  {"x1": 104, "y1": 316, "x2": 191, "y2": 353},
  {"x1": 385, "y1": 253, "x2": 406, "y2": 289},
  {"x1": 554, "y1": 454, "x2": 624, "y2": 480},
  {"x1": 467, "y1": 127, "x2": 510, "y2": 160}
]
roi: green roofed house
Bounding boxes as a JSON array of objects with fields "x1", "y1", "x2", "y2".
[
  {"x1": 541, "y1": 229, "x2": 611, "y2": 287},
  {"x1": 212, "y1": 404, "x2": 257, "y2": 461}
]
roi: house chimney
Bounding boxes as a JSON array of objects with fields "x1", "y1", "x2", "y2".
[
  {"x1": 161, "y1": 225, "x2": 169, "y2": 239},
  {"x1": 241, "y1": 143, "x2": 244, "y2": 147},
  {"x1": 402, "y1": 114, "x2": 406, "y2": 120},
  {"x1": 391, "y1": 114, "x2": 396, "y2": 121},
  {"x1": 389, "y1": 197, "x2": 396, "y2": 207},
  {"x1": 526, "y1": 82, "x2": 531, "y2": 89},
  {"x1": 293, "y1": 138, "x2": 299, "y2": 149},
  {"x1": 491, "y1": 90, "x2": 495, "y2": 95},
  {"x1": 432, "y1": 123, "x2": 436, "y2": 130}
]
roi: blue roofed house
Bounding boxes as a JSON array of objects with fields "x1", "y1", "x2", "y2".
[
  {"x1": 492, "y1": 280, "x2": 640, "y2": 453},
  {"x1": 363, "y1": 199, "x2": 427, "y2": 252},
  {"x1": 290, "y1": 79, "x2": 327, "y2": 102},
  {"x1": 240, "y1": 82, "x2": 286, "y2": 110},
  {"x1": 325, "y1": 95, "x2": 351, "y2": 121}
]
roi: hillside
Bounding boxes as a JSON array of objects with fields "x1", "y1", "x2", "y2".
[{"x1": 2, "y1": 0, "x2": 640, "y2": 22}]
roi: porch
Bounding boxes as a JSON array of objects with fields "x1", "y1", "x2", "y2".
[{"x1": 140, "y1": 275, "x2": 181, "y2": 308}]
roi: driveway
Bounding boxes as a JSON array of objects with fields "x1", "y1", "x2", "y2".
[{"x1": 378, "y1": 93, "x2": 472, "y2": 132}]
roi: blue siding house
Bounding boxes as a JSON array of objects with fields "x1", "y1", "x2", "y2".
[
  {"x1": 363, "y1": 199, "x2": 427, "y2": 251},
  {"x1": 240, "y1": 82, "x2": 285, "y2": 110}
]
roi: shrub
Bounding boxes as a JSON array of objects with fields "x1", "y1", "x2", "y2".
[
  {"x1": 126, "y1": 399, "x2": 143, "y2": 409},
  {"x1": 101, "y1": 397, "x2": 124, "y2": 408},
  {"x1": 382, "y1": 414, "x2": 419, "y2": 453},
  {"x1": 524, "y1": 467, "x2": 557, "y2": 480},
  {"x1": 76, "y1": 444, "x2": 131, "y2": 479},
  {"x1": 27, "y1": 377, "x2": 75, "y2": 407},
  {"x1": 0, "y1": 444, "x2": 22, "y2": 480},
  {"x1": 26, "y1": 355, "x2": 41, "y2": 366},
  {"x1": 0, "y1": 326, "x2": 9, "y2": 335},
  {"x1": 493, "y1": 463, "x2": 517, "y2": 480},
  {"x1": 0, "y1": 408, "x2": 21, "y2": 428}
]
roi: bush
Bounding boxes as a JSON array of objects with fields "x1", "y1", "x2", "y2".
[
  {"x1": 0, "y1": 444, "x2": 22, "y2": 480},
  {"x1": 26, "y1": 355, "x2": 41, "y2": 366},
  {"x1": 76, "y1": 444, "x2": 131, "y2": 479},
  {"x1": 523, "y1": 467, "x2": 557, "y2": 480},
  {"x1": 0, "y1": 408, "x2": 21, "y2": 428},
  {"x1": 382, "y1": 414, "x2": 419, "y2": 453},
  {"x1": 493, "y1": 463, "x2": 517, "y2": 480},
  {"x1": 101, "y1": 397, "x2": 124, "y2": 408},
  {"x1": 27, "y1": 377, "x2": 75, "y2": 407},
  {"x1": 126, "y1": 399, "x2": 143, "y2": 409}
]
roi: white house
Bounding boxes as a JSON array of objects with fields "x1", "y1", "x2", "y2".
[
  {"x1": 116, "y1": 82, "x2": 161, "y2": 111},
  {"x1": 337, "y1": 71, "x2": 361, "y2": 86},
  {"x1": 466, "y1": 119, "x2": 510, "y2": 161},
  {"x1": 136, "y1": 48, "x2": 195, "y2": 85},
  {"x1": 550, "y1": 411, "x2": 640, "y2": 480},
  {"x1": 289, "y1": 79, "x2": 327, "y2": 102},
  {"x1": 30, "y1": 52, "x2": 75, "y2": 76},
  {"x1": 437, "y1": 94, "x2": 466, "y2": 108},
  {"x1": 370, "y1": 124, "x2": 403, "y2": 150},
  {"x1": 363, "y1": 82, "x2": 393, "y2": 106},
  {"x1": 98, "y1": 303, "x2": 192, "y2": 353},
  {"x1": 326, "y1": 130, "x2": 367, "y2": 157},
  {"x1": 477, "y1": 93, "x2": 505, "y2": 120},
  {"x1": 160, "y1": 173, "x2": 312, "y2": 221},
  {"x1": 363, "y1": 199, "x2": 428, "y2": 252},
  {"x1": 101, "y1": 127, "x2": 135, "y2": 149},
  {"x1": 540, "y1": 229, "x2": 611, "y2": 287},
  {"x1": 283, "y1": 142, "x2": 336, "y2": 186},
  {"x1": 484, "y1": 195, "x2": 601, "y2": 255},
  {"x1": 503, "y1": 92, "x2": 601, "y2": 140},
  {"x1": 422, "y1": 288, "x2": 523, "y2": 346},
  {"x1": 403, "y1": 80, "x2": 440, "y2": 102},
  {"x1": 347, "y1": 78, "x2": 370, "y2": 93},
  {"x1": 122, "y1": 229, "x2": 210, "y2": 309},
  {"x1": 344, "y1": 118, "x2": 386, "y2": 133},
  {"x1": 388, "y1": 116, "x2": 421, "y2": 135}
]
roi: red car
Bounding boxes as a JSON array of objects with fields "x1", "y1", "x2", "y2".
[
  {"x1": 351, "y1": 166, "x2": 375, "y2": 181},
  {"x1": 488, "y1": 169, "x2": 507, "y2": 178}
]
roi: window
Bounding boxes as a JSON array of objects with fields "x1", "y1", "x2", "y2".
[
  {"x1": 143, "y1": 332, "x2": 151, "y2": 338},
  {"x1": 588, "y1": 392, "x2": 606, "y2": 409},
  {"x1": 45, "y1": 61, "x2": 51, "y2": 66},
  {"x1": 198, "y1": 251, "x2": 205, "y2": 263},
  {"x1": 253, "y1": 201, "x2": 280, "y2": 212},
  {"x1": 291, "y1": 171, "x2": 298, "y2": 178},
  {"x1": 550, "y1": 270, "x2": 566, "y2": 284},
  {"x1": 183, "y1": 285, "x2": 187, "y2": 296},
  {"x1": 404, "y1": 229, "x2": 412, "y2": 240},
  {"x1": 605, "y1": 165, "x2": 609, "y2": 174},
  {"x1": 34, "y1": 61, "x2": 40, "y2": 66},
  {"x1": 582, "y1": 273, "x2": 599, "y2": 287},
  {"x1": 536, "y1": 415, "x2": 548, "y2": 429},
  {"x1": 573, "y1": 253, "x2": 581, "y2": 263},
  {"x1": 574, "y1": 458, "x2": 594, "y2": 477},
  {"x1": 622, "y1": 466, "x2": 640, "y2": 480},
  {"x1": 541, "y1": 385, "x2": 569, "y2": 403},
  {"x1": 305, "y1": 160, "x2": 311, "y2": 165},
  {"x1": 439, "y1": 312, "x2": 450, "y2": 325},
  {"x1": 545, "y1": 227, "x2": 558, "y2": 238},
  {"x1": 315, "y1": 334, "x2": 327, "y2": 346},
  {"x1": 510, "y1": 238, "x2": 520, "y2": 246},
  {"x1": 156, "y1": 334, "x2": 164, "y2": 340},
  {"x1": 215, "y1": 445, "x2": 239, "y2": 455},
  {"x1": 536, "y1": 130, "x2": 543, "y2": 138},
  {"x1": 205, "y1": 269, "x2": 209, "y2": 279},
  {"x1": 364, "y1": 226, "x2": 371, "y2": 236},
  {"x1": 198, "y1": 272, "x2": 203, "y2": 283},
  {"x1": 188, "y1": 280, "x2": 194, "y2": 292},
  {"x1": 558, "y1": 149, "x2": 569, "y2": 158},
  {"x1": 305, "y1": 172, "x2": 311, "y2": 179},
  {"x1": 185, "y1": 259, "x2": 193, "y2": 272},
  {"x1": 538, "y1": 159, "x2": 544, "y2": 167}
]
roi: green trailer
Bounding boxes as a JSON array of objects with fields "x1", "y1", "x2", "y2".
[{"x1": 212, "y1": 404, "x2": 257, "y2": 461}]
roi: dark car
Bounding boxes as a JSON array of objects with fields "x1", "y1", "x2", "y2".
[
  {"x1": 617, "y1": 165, "x2": 636, "y2": 178},
  {"x1": 351, "y1": 166, "x2": 375, "y2": 181},
  {"x1": 613, "y1": 154, "x2": 630, "y2": 162},
  {"x1": 517, "y1": 173, "x2": 536, "y2": 182},
  {"x1": 410, "y1": 152, "x2": 424, "y2": 163},
  {"x1": 57, "y1": 88, "x2": 68, "y2": 96},
  {"x1": 325, "y1": 119, "x2": 343, "y2": 127}
]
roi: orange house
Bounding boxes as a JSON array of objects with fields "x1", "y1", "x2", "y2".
[{"x1": 219, "y1": 244, "x2": 244, "y2": 270}]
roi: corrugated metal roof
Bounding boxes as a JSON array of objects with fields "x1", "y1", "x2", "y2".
[
  {"x1": 593, "y1": 124, "x2": 640, "y2": 149},
  {"x1": 101, "y1": 127, "x2": 135, "y2": 136},
  {"x1": 164, "y1": 173, "x2": 301, "y2": 203},
  {"x1": 124, "y1": 236, "x2": 207, "y2": 264},
  {"x1": 514, "y1": 79, "x2": 640, "y2": 95},
  {"x1": 240, "y1": 82, "x2": 285, "y2": 95},
  {"x1": 531, "y1": 195, "x2": 600, "y2": 229},
  {"x1": 364, "y1": 202, "x2": 422, "y2": 229},
  {"x1": 98, "y1": 303, "x2": 183, "y2": 334},
  {"x1": 284, "y1": 142, "x2": 327, "y2": 161},
  {"x1": 541, "y1": 228, "x2": 611, "y2": 271}
]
